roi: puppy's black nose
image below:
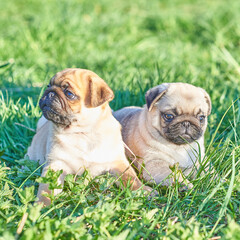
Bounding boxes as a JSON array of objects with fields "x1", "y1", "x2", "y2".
[
  {"x1": 182, "y1": 121, "x2": 190, "y2": 128},
  {"x1": 47, "y1": 91, "x2": 56, "y2": 99}
]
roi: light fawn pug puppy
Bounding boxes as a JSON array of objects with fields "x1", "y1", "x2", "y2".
[
  {"x1": 113, "y1": 83, "x2": 211, "y2": 187},
  {"x1": 27, "y1": 68, "x2": 152, "y2": 206}
]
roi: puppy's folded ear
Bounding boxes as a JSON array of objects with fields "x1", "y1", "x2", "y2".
[
  {"x1": 85, "y1": 75, "x2": 114, "y2": 108},
  {"x1": 145, "y1": 83, "x2": 169, "y2": 111}
]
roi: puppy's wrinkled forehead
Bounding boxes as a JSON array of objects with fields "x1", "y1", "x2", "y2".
[
  {"x1": 50, "y1": 68, "x2": 96, "y2": 95},
  {"x1": 158, "y1": 83, "x2": 209, "y2": 115}
]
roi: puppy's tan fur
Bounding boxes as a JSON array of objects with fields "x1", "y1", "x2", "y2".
[
  {"x1": 27, "y1": 68, "x2": 151, "y2": 205},
  {"x1": 113, "y1": 83, "x2": 211, "y2": 186}
]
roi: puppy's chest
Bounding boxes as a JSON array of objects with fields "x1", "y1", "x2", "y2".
[
  {"x1": 51, "y1": 132, "x2": 117, "y2": 165},
  {"x1": 145, "y1": 141, "x2": 201, "y2": 168}
]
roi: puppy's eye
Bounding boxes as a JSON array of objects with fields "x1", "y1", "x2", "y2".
[
  {"x1": 163, "y1": 113, "x2": 174, "y2": 122},
  {"x1": 64, "y1": 90, "x2": 76, "y2": 100},
  {"x1": 199, "y1": 115, "x2": 205, "y2": 123}
]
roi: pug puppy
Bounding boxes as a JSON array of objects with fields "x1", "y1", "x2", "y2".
[
  {"x1": 113, "y1": 83, "x2": 211, "y2": 186},
  {"x1": 27, "y1": 68, "x2": 152, "y2": 206}
]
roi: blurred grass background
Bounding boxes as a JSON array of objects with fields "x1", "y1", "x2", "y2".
[{"x1": 0, "y1": 0, "x2": 240, "y2": 239}]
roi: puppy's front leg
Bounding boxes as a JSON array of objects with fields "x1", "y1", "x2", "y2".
[
  {"x1": 37, "y1": 161, "x2": 72, "y2": 206},
  {"x1": 143, "y1": 160, "x2": 193, "y2": 189},
  {"x1": 110, "y1": 160, "x2": 153, "y2": 192}
]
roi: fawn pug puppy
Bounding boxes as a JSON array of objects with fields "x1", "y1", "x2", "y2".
[
  {"x1": 113, "y1": 83, "x2": 211, "y2": 186},
  {"x1": 27, "y1": 68, "x2": 152, "y2": 205}
]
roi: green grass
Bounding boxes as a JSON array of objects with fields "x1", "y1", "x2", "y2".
[{"x1": 0, "y1": 0, "x2": 240, "y2": 239}]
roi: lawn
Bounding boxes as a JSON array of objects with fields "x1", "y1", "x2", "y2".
[{"x1": 0, "y1": 0, "x2": 240, "y2": 239}]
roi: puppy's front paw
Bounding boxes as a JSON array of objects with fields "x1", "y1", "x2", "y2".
[
  {"x1": 36, "y1": 193, "x2": 51, "y2": 206},
  {"x1": 179, "y1": 182, "x2": 193, "y2": 192},
  {"x1": 142, "y1": 185, "x2": 158, "y2": 197}
]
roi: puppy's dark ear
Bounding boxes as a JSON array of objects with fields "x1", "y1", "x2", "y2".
[
  {"x1": 85, "y1": 75, "x2": 114, "y2": 108},
  {"x1": 145, "y1": 83, "x2": 169, "y2": 111}
]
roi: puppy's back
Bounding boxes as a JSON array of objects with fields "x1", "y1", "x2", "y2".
[
  {"x1": 113, "y1": 106, "x2": 142, "y2": 142},
  {"x1": 114, "y1": 106, "x2": 142, "y2": 123}
]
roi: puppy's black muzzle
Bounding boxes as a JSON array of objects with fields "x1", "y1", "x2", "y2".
[
  {"x1": 39, "y1": 90, "x2": 71, "y2": 126},
  {"x1": 39, "y1": 90, "x2": 58, "y2": 112},
  {"x1": 39, "y1": 91, "x2": 56, "y2": 107},
  {"x1": 165, "y1": 121, "x2": 203, "y2": 145}
]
